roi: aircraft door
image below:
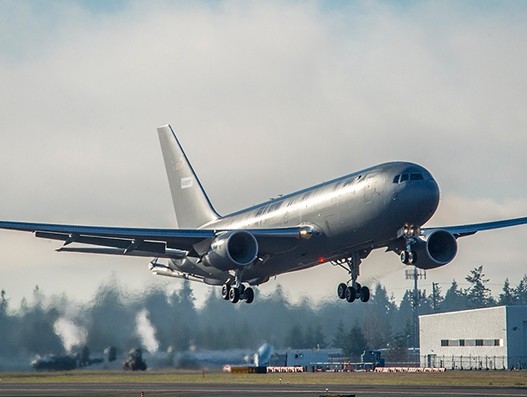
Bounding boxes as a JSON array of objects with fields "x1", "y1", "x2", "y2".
[{"x1": 363, "y1": 174, "x2": 381, "y2": 205}]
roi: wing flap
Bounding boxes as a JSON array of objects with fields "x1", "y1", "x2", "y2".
[{"x1": 56, "y1": 246, "x2": 187, "y2": 259}]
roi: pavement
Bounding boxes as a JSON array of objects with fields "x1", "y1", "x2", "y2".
[{"x1": 1, "y1": 382, "x2": 526, "y2": 397}]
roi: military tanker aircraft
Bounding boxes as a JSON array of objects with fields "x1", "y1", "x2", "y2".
[{"x1": 1, "y1": 125, "x2": 526, "y2": 304}]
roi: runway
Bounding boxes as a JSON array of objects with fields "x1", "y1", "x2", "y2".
[{"x1": 1, "y1": 382, "x2": 526, "y2": 397}]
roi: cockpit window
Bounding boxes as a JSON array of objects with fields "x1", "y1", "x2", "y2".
[{"x1": 394, "y1": 171, "x2": 429, "y2": 183}]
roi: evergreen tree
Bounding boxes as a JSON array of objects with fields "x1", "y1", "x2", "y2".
[
  {"x1": 514, "y1": 275, "x2": 527, "y2": 305},
  {"x1": 343, "y1": 323, "x2": 368, "y2": 360},
  {"x1": 362, "y1": 284, "x2": 394, "y2": 348},
  {"x1": 388, "y1": 330, "x2": 411, "y2": 363},
  {"x1": 464, "y1": 265, "x2": 495, "y2": 309},
  {"x1": 394, "y1": 290, "x2": 413, "y2": 335},
  {"x1": 86, "y1": 280, "x2": 137, "y2": 351},
  {"x1": 429, "y1": 283, "x2": 444, "y2": 313},
  {"x1": 0, "y1": 289, "x2": 16, "y2": 356},
  {"x1": 498, "y1": 278, "x2": 516, "y2": 306},
  {"x1": 306, "y1": 323, "x2": 326, "y2": 349},
  {"x1": 442, "y1": 280, "x2": 466, "y2": 312},
  {"x1": 0, "y1": 289, "x2": 6, "y2": 316},
  {"x1": 332, "y1": 320, "x2": 347, "y2": 349},
  {"x1": 176, "y1": 279, "x2": 199, "y2": 349},
  {"x1": 142, "y1": 287, "x2": 172, "y2": 350},
  {"x1": 17, "y1": 288, "x2": 64, "y2": 355},
  {"x1": 284, "y1": 324, "x2": 305, "y2": 348}
]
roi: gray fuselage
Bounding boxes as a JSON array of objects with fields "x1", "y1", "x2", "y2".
[{"x1": 175, "y1": 161, "x2": 440, "y2": 284}]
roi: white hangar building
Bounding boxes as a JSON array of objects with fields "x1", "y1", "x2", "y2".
[{"x1": 419, "y1": 306, "x2": 527, "y2": 370}]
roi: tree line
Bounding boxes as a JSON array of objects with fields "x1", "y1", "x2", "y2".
[{"x1": 0, "y1": 266, "x2": 526, "y2": 365}]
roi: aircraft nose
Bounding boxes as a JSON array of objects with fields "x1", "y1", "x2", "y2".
[
  {"x1": 411, "y1": 178, "x2": 440, "y2": 224},
  {"x1": 393, "y1": 166, "x2": 440, "y2": 226}
]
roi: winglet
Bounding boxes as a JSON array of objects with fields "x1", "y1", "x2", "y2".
[{"x1": 157, "y1": 124, "x2": 220, "y2": 228}]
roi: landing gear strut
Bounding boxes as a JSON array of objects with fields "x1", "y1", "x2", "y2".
[
  {"x1": 399, "y1": 224, "x2": 420, "y2": 265},
  {"x1": 333, "y1": 252, "x2": 370, "y2": 303},
  {"x1": 221, "y1": 269, "x2": 254, "y2": 304}
]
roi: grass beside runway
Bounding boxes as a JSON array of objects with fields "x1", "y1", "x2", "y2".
[{"x1": 1, "y1": 369, "x2": 526, "y2": 387}]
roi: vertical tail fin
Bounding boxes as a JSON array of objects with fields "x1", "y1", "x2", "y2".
[{"x1": 157, "y1": 124, "x2": 220, "y2": 228}]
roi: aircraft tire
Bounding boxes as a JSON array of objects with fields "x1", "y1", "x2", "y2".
[
  {"x1": 401, "y1": 250, "x2": 416, "y2": 265},
  {"x1": 229, "y1": 287, "x2": 240, "y2": 303},
  {"x1": 360, "y1": 286, "x2": 370, "y2": 302},
  {"x1": 244, "y1": 287, "x2": 254, "y2": 304},
  {"x1": 337, "y1": 283, "x2": 347, "y2": 299},
  {"x1": 345, "y1": 286, "x2": 356, "y2": 303},
  {"x1": 221, "y1": 284, "x2": 230, "y2": 300}
]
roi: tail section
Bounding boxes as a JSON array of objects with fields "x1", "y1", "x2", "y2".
[{"x1": 157, "y1": 124, "x2": 220, "y2": 228}]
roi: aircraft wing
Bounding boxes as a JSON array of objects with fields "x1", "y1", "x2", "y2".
[
  {"x1": 423, "y1": 216, "x2": 527, "y2": 238},
  {"x1": 0, "y1": 220, "x2": 309, "y2": 259}
]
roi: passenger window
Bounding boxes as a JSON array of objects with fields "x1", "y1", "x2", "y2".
[
  {"x1": 393, "y1": 175, "x2": 400, "y2": 184},
  {"x1": 400, "y1": 174, "x2": 409, "y2": 182},
  {"x1": 410, "y1": 173, "x2": 424, "y2": 181}
]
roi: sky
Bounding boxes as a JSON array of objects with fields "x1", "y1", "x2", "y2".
[{"x1": 1, "y1": 0, "x2": 527, "y2": 309}]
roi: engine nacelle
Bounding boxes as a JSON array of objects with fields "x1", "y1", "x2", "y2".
[
  {"x1": 203, "y1": 230, "x2": 258, "y2": 271},
  {"x1": 412, "y1": 229, "x2": 458, "y2": 269}
]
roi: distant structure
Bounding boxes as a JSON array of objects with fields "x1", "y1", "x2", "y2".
[
  {"x1": 269, "y1": 348, "x2": 343, "y2": 372},
  {"x1": 420, "y1": 306, "x2": 527, "y2": 369},
  {"x1": 123, "y1": 349, "x2": 147, "y2": 371},
  {"x1": 405, "y1": 266, "x2": 426, "y2": 347}
]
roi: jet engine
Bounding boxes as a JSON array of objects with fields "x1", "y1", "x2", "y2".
[
  {"x1": 203, "y1": 230, "x2": 258, "y2": 271},
  {"x1": 412, "y1": 230, "x2": 458, "y2": 269}
]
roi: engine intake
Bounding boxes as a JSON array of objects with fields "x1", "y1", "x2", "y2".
[
  {"x1": 413, "y1": 229, "x2": 458, "y2": 269},
  {"x1": 203, "y1": 230, "x2": 258, "y2": 271}
]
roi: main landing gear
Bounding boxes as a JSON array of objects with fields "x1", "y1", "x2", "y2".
[
  {"x1": 221, "y1": 283, "x2": 254, "y2": 304},
  {"x1": 221, "y1": 268, "x2": 254, "y2": 304},
  {"x1": 333, "y1": 252, "x2": 370, "y2": 303}
]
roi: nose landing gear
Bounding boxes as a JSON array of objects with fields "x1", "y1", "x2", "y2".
[{"x1": 399, "y1": 224, "x2": 421, "y2": 265}]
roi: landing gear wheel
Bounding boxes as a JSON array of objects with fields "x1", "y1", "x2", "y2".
[
  {"x1": 244, "y1": 287, "x2": 254, "y2": 304},
  {"x1": 345, "y1": 286, "x2": 356, "y2": 303},
  {"x1": 337, "y1": 283, "x2": 347, "y2": 300},
  {"x1": 359, "y1": 286, "x2": 370, "y2": 303},
  {"x1": 400, "y1": 250, "x2": 415, "y2": 265},
  {"x1": 228, "y1": 287, "x2": 240, "y2": 303},
  {"x1": 221, "y1": 284, "x2": 231, "y2": 300},
  {"x1": 334, "y1": 253, "x2": 371, "y2": 304}
]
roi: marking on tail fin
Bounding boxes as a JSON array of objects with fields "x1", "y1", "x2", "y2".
[{"x1": 181, "y1": 177, "x2": 193, "y2": 189}]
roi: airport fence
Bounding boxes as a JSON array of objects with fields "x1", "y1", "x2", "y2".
[{"x1": 420, "y1": 354, "x2": 527, "y2": 370}]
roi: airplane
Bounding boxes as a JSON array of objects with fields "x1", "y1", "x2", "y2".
[{"x1": 1, "y1": 124, "x2": 526, "y2": 304}]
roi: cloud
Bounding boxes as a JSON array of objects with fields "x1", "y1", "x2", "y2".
[{"x1": 0, "y1": 1, "x2": 527, "y2": 305}]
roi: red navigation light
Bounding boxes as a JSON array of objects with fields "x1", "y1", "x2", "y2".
[{"x1": 318, "y1": 257, "x2": 325, "y2": 264}]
